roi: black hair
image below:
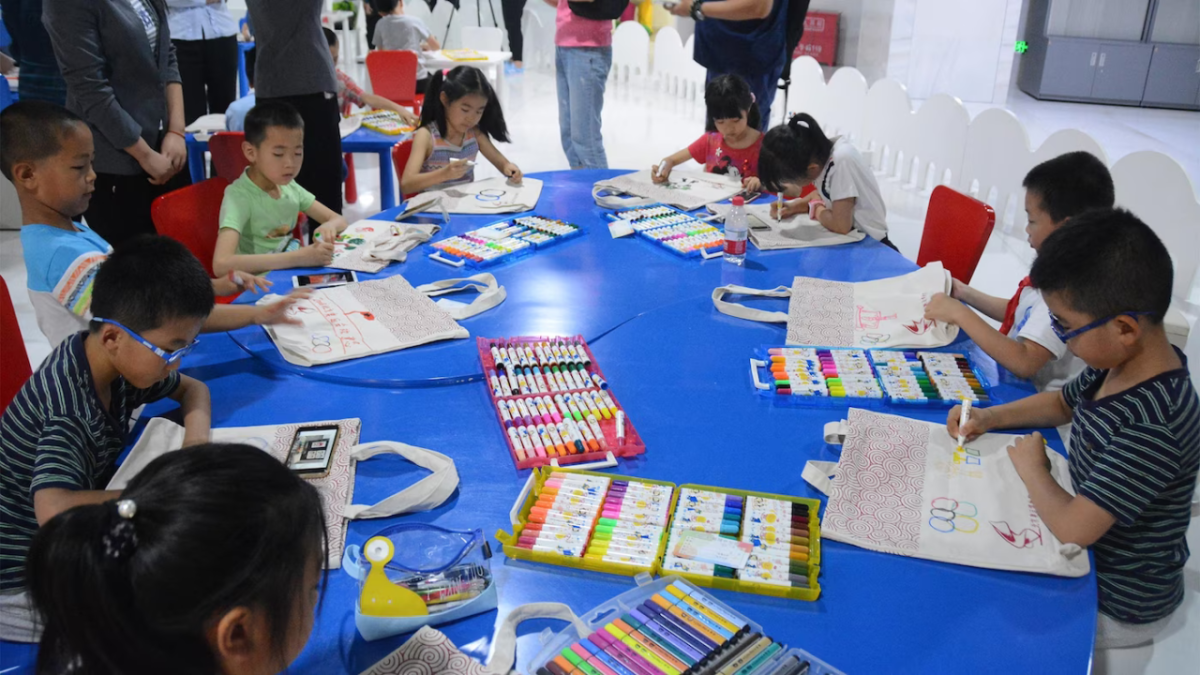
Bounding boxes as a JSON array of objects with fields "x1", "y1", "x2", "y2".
[
  {"x1": 27, "y1": 444, "x2": 327, "y2": 675},
  {"x1": 704, "y1": 75, "x2": 761, "y2": 133},
  {"x1": 419, "y1": 66, "x2": 510, "y2": 143},
  {"x1": 245, "y1": 46, "x2": 256, "y2": 89},
  {"x1": 375, "y1": 0, "x2": 400, "y2": 13},
  {"x1": 323, "y1": 26, "x2": 338, "y2": 47},
  {"x1": 757, "y1": 113, "x2": 835, "y2": 194},
  {"x1": 89, "y1": 236, "x2": 215, "y2": 334},
  {"x1": 1022, "y1": 151, "x2": 1114, "y2": 223},
  {"x1": 243, "y1": 100, "x2": 304, "y2": 147},
  {"x1": 0, "y1": 101, "x2": 87, "y2": 181},
  {"x1": 1030, "y1": 208, "x2": 1172, "y2": 325}
]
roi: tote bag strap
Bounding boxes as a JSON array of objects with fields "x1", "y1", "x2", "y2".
[
  {"x1": 415, "y1": 273, "x2": 506, "y2": 320},
  {"x1": 802, "y1": 461, "x2": 840, "y2": 496},
  {"x1": 342, "y1": 442, "x2": 460, "y2": 520},
  {"x1": 484, "y1": 603, "x2": 590, "y2": 675},
  {"x1": 592, "y1": 183, "x2": 655, "y2": 209},
  {"x1": 711, "y1": 284, "x2": 792, "y2": 323}
]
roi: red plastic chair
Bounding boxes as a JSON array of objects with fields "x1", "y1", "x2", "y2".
[
  {"x1": 151, "y1": 177, "x2": 242, "y2": 304},
  {"x1": 345, "y1": 154, "x2": 358, "y2": 203},
  {"x1": 366, "y1": 50, "x2": 424, "y2": 114},
  {"x1": 916, "y1": 185, "x2": 996, "y2": 284},
  {"x1": 391, "y1": 139, "x2": 418, "y2": 201},
  {"x1": 209, "y1": 132, "x2": 250, "y2": 182},
  {"x1": 1, "y1": 276, "x2": 33, "y2": 413}
]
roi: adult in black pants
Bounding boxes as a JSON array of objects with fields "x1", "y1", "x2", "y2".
[
  {"x1": 168, "y1": 1, "x2": 240, "y2": 124},
  {"x1": 246, "y1": 0, "x2": 344, "y2": 219},
  {"x1": 501, "y1": 0, "x2": 526, "y2": 68},
  {"x1": 44, "y1": 0, "x2": 192, "y2": 247}
]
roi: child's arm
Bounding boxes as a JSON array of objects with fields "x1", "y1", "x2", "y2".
[
  {"x1": 211, "y1": 271, "x2": 274, "y2": 298},
  {"x1": 770, "y1": 193, "x2": 815, "y2": 219},
  {"x1": 361, "y1": 93, "x2": 420, "y2": 125},
  {"x1": 924, "y1": 294, "x2": 1054, "y2": 379},
  {"x1": 477, "y1": 133, "x2": 522, "y2": 184},
  {"x1": 200, "y1": 291, "x2": 309, "y2": 334},
  {"x1": 947, "y1": 390, "x2": 1074, "y2": 442},
  {"x1": 811, "y1": 198, "x2": 855, "y2": 235},
  {"x1": 421, "y1": 35, "x2": 440, "y2": 51},
  {"x1": 401, "y1": 128, "x2": 471, "y2": 194},
  {"x1": 170, "y1": 374, "x2": 212, "y2": 448},
  {"x1": 305, "y1": 201, "x2": 350, "y2": 244},
  {"x1": 213, "y1": 229, "x2": 335, "y2": 276},
  {"x1": 951, "y1": 279, "x2": 1010, "y2": 322},
  {"x1": 650, "y1": 149, "x2": 695, "y2": 183},
  {"x1": 1008, "y1": 432, "x2": 1116, "y2": 546},
  {"x1": 34, "y1": 488, "x2": 123, "y2": 526}
]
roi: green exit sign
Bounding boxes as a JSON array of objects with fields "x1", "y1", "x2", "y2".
[{"x1": 1015, "y1": 41, "x2": 1029, "y2": 54}]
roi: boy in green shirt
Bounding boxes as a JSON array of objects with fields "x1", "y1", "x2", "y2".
[{"x1": 214, "y1": 101, "x2": 349, "y2": 276}]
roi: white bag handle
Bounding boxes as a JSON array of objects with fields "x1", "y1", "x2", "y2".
[
  {"x1": 802, "y1": 461, "x2": 839, "y2": 496},
  {"x1": 711, "y1": 284, "x2": 791, "y2": 323},
  {"x1": 342, "y1": 442, "x2": 459, "y2": 520},
  {"x1": 483, "y1": 603, "x2": 590, "y2": 675},
  {"x1": 415, "y1": 272, "x2": 506, "y2": 320},
  {"x1": 592, "y1": 183, "x2": 655, "y2": 209},
  {"x1": 823, "y1": 420, "x2": 849, "y2": 445}
]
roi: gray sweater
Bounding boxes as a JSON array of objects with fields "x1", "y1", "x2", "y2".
[
  {"x1": 43, "y1": 0, "x2": 181, "y2": 176},
  {"x1": 245, "y1": 0, "x2": 337, "y2": 99}
]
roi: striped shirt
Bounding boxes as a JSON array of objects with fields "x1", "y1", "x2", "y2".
[
  {"x1": 1062, "y1": 351, "x2": 1200, "y2": 624},
  {"x1": 0, "y1": 333, "x2": 180, "y2": 591},
  {"x1": 126, "y1": 0, "x2": 160, "y2": 58},
  {"x1": 420, "y1": 124, "x2": 478, "y2": 192}
]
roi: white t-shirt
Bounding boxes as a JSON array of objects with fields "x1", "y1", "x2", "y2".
[
  {"x1": 813, "y1": 137, "x2": 888, "y2": 241},
  {"x1": 1005, "y1": 285, "x2": 1085, "y2": 392}
]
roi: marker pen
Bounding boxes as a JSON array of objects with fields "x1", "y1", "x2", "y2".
[
  {"x1": 537, "y1": 488, "x2": 604, "y2": 507},
  {"x1": 574, "y1": 340, "x2": 592, "y2": 366},
  {"x1": 616, "y1": 411, "x2": 626, "y2": 445},
  {"x1": 489, "y1": 345, "x2": 505, "y2": 368},
  {"x1": 488, "y1": 370, "x2": 503, "y2": 396},
  {"x1": 561, "y1": 647, "x2": 611, "y2": 675},
  {"x1": 572, "y1": 366, "x2": 591, "y2": 390},
  {"x1": 668, "y1": 581, "x2": 749, "y2": 632},
  {"x1": 551, "y1": 394, "x2": 573, "y2": 420},
  {"x1": 527, "y1": 425, "x2": 547, "y2": 455},
  {"x1": 576, "y1": 639, "x2": 639, "y2": 675},
  {"x1": 627, "y1": 610, "x2": 705, "y2": 664},
  {"x1": 506, "y1": 345, "x2": 522, "y2": 368},
  {"x1": 609, "y1": 620, "x2": 690, "y2": 673},
  {"x1": 546, "y1": 424, "x2": 567, "y2": 455},
  {"x1": 536, "y1": 425, "x2": 554, "y2": 457},
  {"x1": 561, "y1": 420, "x2": 587, "y2": 454},
  {"x1": 507, "y1": 427, "x2": 526, "y2": 460},
  {"x1": 581, "y1": 636, "x2": 646, "y2": 675},
  {"x1": 638, "y1": 603, "x2": 718, "y2": 655},
  {"x1": 603, "y1": 624, "x2": 682, "y2": 675},
  {"x1": 589, "y1": 631, "x2": 659, "y2": 675},
  {"x1": 546, "y1": 472, "x2": 611, "y2": 489},
  {"x1": 506, "y1": 368, "x2": 520, "y2": 394},
  {"x1": 514, "y1": 398, "x2": 535, "y2": 426},
  {"x1": 531, "y1": 367, "x2": 550, "y2": 393},
  {"x1": 517, "y1": 426, "x2": 535, "y2": 454},
  {"x1": 578, "y1": 421, "x2": 602, "y2": 452},
  {"x1": 522, "y1": 344, "x2": 538, "y2": 365},
  {"x1": 519, "y1": 529, "x2": 590, "y2": 550},
  {"x1": 541, "y1": 482, "x2": 607, "y2": 500},
  {"x1": 591, "y1": 372, "x2": 609, "y2": 389},
  {"x1": 530, "y1": 397, "x2": 552, "y2": 421},
  {"x1": 600, "y1": 391, "x2": 620, "y2": 416},
  {"x1": 515, "y1": 540, "x2": 584, "y2": 557},
  {"x1": 553, "y1": 368, "x2": 571, "y2": 391},
  {"x1": 565, "y1": 397, "x2": 585, "y2": 422},
  {"x1": 648, "y1": 597, "x2": 729, "y2": 647},
  {"x1": 574, "y1": 391, "x2": 601, "y2": 417},
  {"x1": 588, "y1": 391, "x2": 613, "y2": 420},
  {"x1": 585, "y1": 415, "x2": 609, "y2": 448},
  {"x1": 516, "y1": 371, "x2": 531, "y2": 395}
]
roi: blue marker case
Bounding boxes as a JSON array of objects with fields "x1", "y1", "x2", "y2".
[
  {"x1": 750, "y1": 345, "x2": 993, "y2": 410},
  {"x1": 429, "y1": 215, "x2": 583, "y2": 269},
  {"x1": 610, "y1": 204, "x2": 726, "y2": 260}
]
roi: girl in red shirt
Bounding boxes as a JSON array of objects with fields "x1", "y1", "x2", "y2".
[{"x1": 651, "y1": 75, "x2": 763, "y2": 191}]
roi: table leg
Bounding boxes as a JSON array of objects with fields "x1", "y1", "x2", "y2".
[
  {"x1": 495, "y1": 62, "x2": 507, "y2": 104},
  {"x1": 378, "y1": 148, "x2": 396, "y2": 210},
  {"x1": 238, "y1": 48, "x2": 248, "y2": 98},
  {"x1": 187, "y1": 139, "x2": 207, "y2": 183}
]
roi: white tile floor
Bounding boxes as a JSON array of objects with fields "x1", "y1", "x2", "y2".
[{"x1": 2, "y1": 63, "x2": 1199, "y2": 674}]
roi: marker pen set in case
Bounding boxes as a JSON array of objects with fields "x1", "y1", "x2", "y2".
[
  {"x1": 516, "y1": 471, "x2": 673, "y2": 571},
  {"x1": 535, "y1": 580, "x2": 843, "y2": 675},
  {"x1": 479, "y1": 336, "x2": 645, "y2": 469},
  {"x1": 663, "y1": 490, "x2": 814, "y2": 590},
  {"x1": 431, "y1": 216, "x2": 581, "y2": 267},
  {"x1": 610, "y1": 206, "x2": 724, "y2": 258},
  {"x1": 758, "y1": 347, "x2": 990, "y2": 407}
]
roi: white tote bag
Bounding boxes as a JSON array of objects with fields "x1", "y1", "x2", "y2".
[
  {"x1": 108, "y1": 418, "x2": 460, "y2": 570},
  {"x1": 421, "y1": 177, "x2": 543, "y2": 214},
  {"x1": 330, "y1": 220, "x2": 442, "y2": 274},
  {"x1": 593, "y1": 170, "x2": 742, "y2": 211},
  {"x1": 706, "y1": 202, "x2": 866, "y2": 250},
  {"x1": 257, "y1": 273, "x2": 505, "y2": 366},
  {"x1": 711, "y1": 262, "x2": 959, "y2": 348},
  {"x1": 803, "y1": 408, "x2": 1090, "y2": 577}
]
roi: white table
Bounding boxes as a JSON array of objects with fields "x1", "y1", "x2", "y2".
[{"x1": 422, "y1": 50, "x2": 513, "y2": 103}]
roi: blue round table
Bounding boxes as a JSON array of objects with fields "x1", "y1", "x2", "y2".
[{"x1": 0, "y1": 170, "x2": 1096, "y2": 674}]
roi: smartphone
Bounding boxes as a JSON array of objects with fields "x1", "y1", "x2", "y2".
[
  {"x1": 293, "y1": 271, "x2": 357, "y2": 289},
  {"x1": 734, "y1": 189, "x2": 762, "y2": 204},
  {"x1": 286, "y1": 425, "x2": 341, "y2": 478},
  {"x1": 747, "y1": 214, "x2": 772, "y2": 230}
]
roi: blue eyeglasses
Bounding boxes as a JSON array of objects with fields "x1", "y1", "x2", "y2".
[
  {"x1": 1048, "y1": 311, "x2": 1156, "y2": 343},
  {"x1": 93, "y1": 318, "x2": 199, "y2": 364}
]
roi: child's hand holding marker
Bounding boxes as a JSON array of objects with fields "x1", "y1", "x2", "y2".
[
  {"x1": 770, "y1": 196, "x2": 809, "y2": 220},
  {"x1": 1008, "y1": 431, "x2": 1052, "y2": 479},
  {"x1": 443, "y1": 158, "x2": 473, "y2": 181},
  {"x1": 947, "y1": 400, "x2": 993, "y2": 444},
  {"x1": 298, "y1": 240, "x2": 336, "y2": 267},
  {"x1": 651, "y1": 159, "x2": 672, "y2": 184}
]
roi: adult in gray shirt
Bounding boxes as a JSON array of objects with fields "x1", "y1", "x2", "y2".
[
  {"x1": 246, "y1": 0, "x2": 344, "y2": 216},
  {"x1": 43, "y1": 0, "x2": 191, "y2": 247}
]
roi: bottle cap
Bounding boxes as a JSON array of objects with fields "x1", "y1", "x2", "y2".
[{"x1": 732, "y1": 196, "x2": 745, "y2": 206}]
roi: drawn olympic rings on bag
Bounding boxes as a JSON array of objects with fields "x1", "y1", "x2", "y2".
[
  {"x1": 475, "y1": 189, "x2": 507, "y2": 202},
  {"x1": 928, "y1": 496, "x2": 979, "y2": 534},
  {"x1": 311, "y1": 334, "x2": 332, "y2": 354}
]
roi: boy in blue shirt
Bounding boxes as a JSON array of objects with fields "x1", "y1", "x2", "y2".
[
  {"x1": 0, "y1": 101, "x2": 301, "y2": 347},
  {"x1": 950, "y1": 209, "x2": 1199, "y2": 650},
  {"x1": 0, "y1": 235, "x2": 214, "y2": 642},
  {"x1": 225, "y1": 46, "x2": 256, "y2": 132}
]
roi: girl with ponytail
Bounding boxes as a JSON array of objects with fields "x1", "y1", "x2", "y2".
[
  {"x1": 26, "y1": 445, "x2": 327, "y2": 675},
  {"x1": 758, "y1": 113, "x2": 894, "y2": 249},
  {"x1": 651, "y1": 75, "x2": 764, "y2": 191},
  {"x1": 400, "y1": 66, "x2": 522, "y2": 195}
]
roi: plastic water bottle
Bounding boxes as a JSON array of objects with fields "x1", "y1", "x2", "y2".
[{"x1": 724, "y1": 196, "x2": 748, "y2": 265}]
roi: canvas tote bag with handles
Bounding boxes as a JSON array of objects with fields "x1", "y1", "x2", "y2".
[
  {"x1": 712, "y1": 262, "x2": 960, "y2": 349},
  {"x1": 593, "y1": 169, "x2": 743, "y2": 211},
  {"x1": 803, "y1": 408, "x2": 1090, "y2": 577},
  {"x1": 256, "y1": 273, "x2": 505, "y2": 366},
  {"x1": 108, "y1": 418, "x2": 460, "y2": 570}
]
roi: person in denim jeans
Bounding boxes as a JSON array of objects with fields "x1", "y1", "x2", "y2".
[{"x1": 545, "y1": 0, "x2": 612, "y2": 169}]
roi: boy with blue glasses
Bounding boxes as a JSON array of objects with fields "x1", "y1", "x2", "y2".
[
  {"x1": 0, "y1": 236, "x2": 213, "y2": 642},
  {"x1": 949, "y1": 209, "x2": 1199, "y2": 652}
]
